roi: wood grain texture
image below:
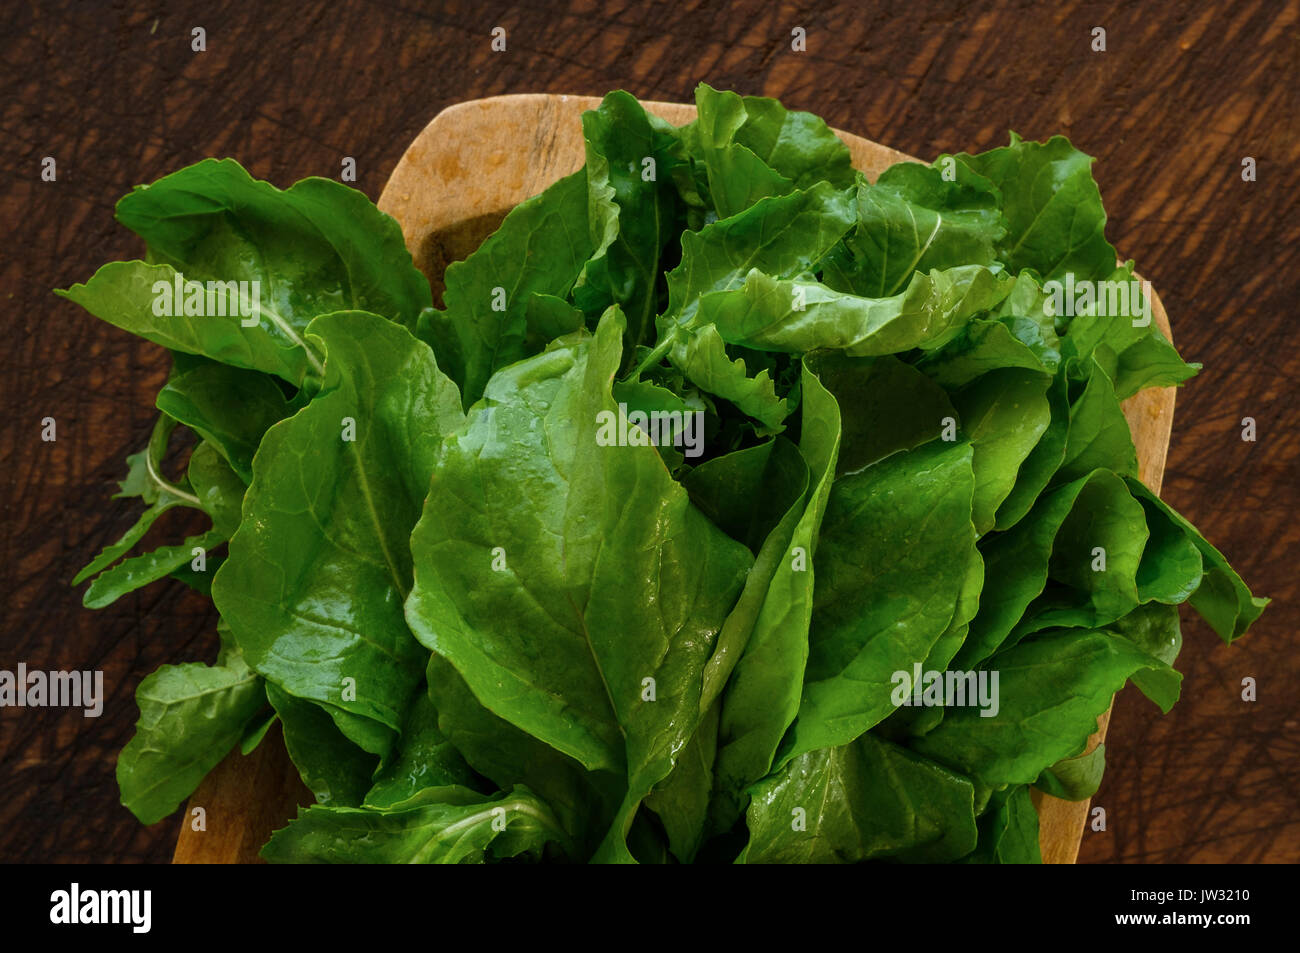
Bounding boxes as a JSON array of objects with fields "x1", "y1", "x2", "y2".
[
  {"x1": 3, "y1": 0, "x2": 1295, "y2": 865},
  {"x1": 170, "y1": 724, "x2": 311, "y2": 863}
]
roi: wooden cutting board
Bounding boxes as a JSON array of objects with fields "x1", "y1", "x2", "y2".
[{"x1": 173, "y1": 94, "x2": 1176, "y2": 864}]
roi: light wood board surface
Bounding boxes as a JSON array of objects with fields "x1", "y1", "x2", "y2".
[{"x1": 175, "y1": 94, "x2": 1175, "y2": 864}]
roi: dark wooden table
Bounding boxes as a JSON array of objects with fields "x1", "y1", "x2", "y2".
[{"x1": 2, "y1": 0, "x2": 1295, "y2": 864}]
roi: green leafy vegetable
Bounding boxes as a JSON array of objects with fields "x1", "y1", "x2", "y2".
[
  {"x1": 575, "y1": 91, "x2": 687, "y2": 354},
  {"x1": 914, "y1": 630, "x2": 1180, "y2": 788},
  {"x1": 692, "y1": 83, "x2": 854, "y2": 218},
  {"x1": 1035, "y1": 744, "x2": 1106, "y2": 801},
  {"x1": 404, "y1": 308, "x2": 752, "y2": 860},
  {"x1": 423, "y1": 170, "x2": 595, "y2": 405},
  {"x1": 118, "y1": 158, "x2": 430, "y2": 334},
  {"x1": 117, "y1": 650, "x2": 266, "y2": 825},
  {"x1": 66, "y1": 85, "x2": 1263, "y2": 863},
  {"x1": 262, "y1": 785, "x2": 572, "y2": 863},
  {"x1": 820, "y1": 159, "x2": 1004, "y2": 298},
  {"x1": 213, "y1": 310, "x2": 464, "y2": 739},
  {"x1": 786, "y1": 437, "x2": 978, "y2": 759},
  {"x1": 156, "y1": 359, "x2": 291, "y2": 482},
  {"x1": 744, "y1": 733, "x2": 978, "y2": 863}
]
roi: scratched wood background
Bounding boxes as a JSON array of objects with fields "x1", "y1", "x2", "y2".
[{"x1": 1, "y1": 0, "x2": 1295, "y2": 864}]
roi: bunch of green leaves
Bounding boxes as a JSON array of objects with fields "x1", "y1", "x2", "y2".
[{"x1": 63, "y1": 85, "x2": 1265, "y2": 864}]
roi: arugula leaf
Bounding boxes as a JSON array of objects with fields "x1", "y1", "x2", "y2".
[
  {"x1": 699, "y1": 264, "x2": 1014, "y2": 356},
  {"x1": 116, "y1": 158, "x2": 429, "y2": 332},
  {"x1": 914, "y1": 629, "x2": 1179, "y2": 788},
  {"x1": 744, "y1": 733, "x2": 978, "y2": 863},
  {"x1": 575, "y1": 91, "x2": 686, "y2": 354},
  {"x1": 706, "y1": 362, "x2": 840, "y2": 831},
  {"x1": 156, "y1": 359, "x2": 291, "y2": 482},
  {"x1": 214, "y1": 311, "x2": 464, "y2": 738},
  {"x1": 692, "y1": 83, "x2": 854, "y2": 218},
  {"x1": 58, "y1": 261, "x2": 323, "y2": 385},
  {"x1": 363, "y1": 690, "x2": 480, "y2": 810},
  {"x1": 117, "y1": 650, "x2": 266, "y2": 825},
  {"x1": 262, "y1": 785, "x2": 572, "y2": 863},
  {"x1": 74, "y1": 494, "x2": 185, "y2": 591},
  {"x1": 1035, "y1": 744, "x2": 1106, "y2": 801},
  {"x1": 422, "y1": 170, "x2": 595, "y2": 405},
  {"x1": 953, "y1": 368, "x2": 1052, "y2": 534},
  {"x1": 820, "y1": 160, "x2": 1004, "y2": 298},
  {"x1": 962, "y1": 785, "x2": 1042, "y2": 863},
  {"x1": 785, "y1": 438, "x2": 978, "y2": 759},
  {"x1": 85, "y1": 442, "x2": 233, "y2": 605},
  {"x1": 266, "y1": 683, "x2": 377, "y2": 808},
  {"x1": 76, "y1": 416, "x2": 237, "y2": 608},
  {"x1": 955, "y1": 134, "x2": 1117, "y2": 283}
]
